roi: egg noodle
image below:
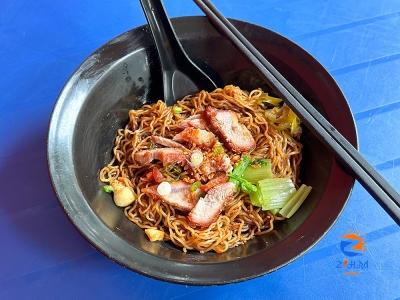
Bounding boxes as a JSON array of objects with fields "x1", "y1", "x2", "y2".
[{"x1": 100, "y1": 85, "x2": 302, "y2": 253}]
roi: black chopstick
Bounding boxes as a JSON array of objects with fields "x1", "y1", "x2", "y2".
[{"x1": 193, "y1": 0, "x2": 400, "y2": 225}]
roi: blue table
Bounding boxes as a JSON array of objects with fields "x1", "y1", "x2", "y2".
[{"x1": 1, "y1": 0, "x2": 399, "y2": 298}]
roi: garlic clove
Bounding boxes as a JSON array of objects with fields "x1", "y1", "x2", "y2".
[
  {"x1": 145, "y1": 228, "x2": 165, "y2": 242},
  {"x1": 111, "y1": 180, "x2": 136, "y2": 207}
]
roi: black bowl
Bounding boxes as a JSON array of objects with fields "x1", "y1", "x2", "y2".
[{"x1": 48, "y1": 16, "x2": 357, "y2": 285}]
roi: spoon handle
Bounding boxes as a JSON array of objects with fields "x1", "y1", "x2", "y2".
[
  {"x1": 140, "y1": 0, "x2": 184, "y2": 84},
  {"x1": 140, "y1": 0, "x2": 218, "y2": 105}
]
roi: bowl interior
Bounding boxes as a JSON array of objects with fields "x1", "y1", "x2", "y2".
[{"x1": 49, "y1": 17, "x2": 357, "y2": 283}]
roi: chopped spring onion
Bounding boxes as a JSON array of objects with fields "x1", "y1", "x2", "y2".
[
  {"x1": 172, "y1": 105, "x2": 183, "y2": 114},
  {"x1": 250, "y1": 178, "x2": 296, "y2": 210},
  {"x1": 165, "y1": 164, "x2": 182, "y2": 180},
  {"x1": 190, "y1": 150, "x2": 204, "y2": 167},
  {"x1": 213, "y1": 143, "x2": 225, "y2": 155},
  {"x1": 191, "y1": 181, "x2": 202, "y2": 192},
  {"x1": 279, "y1": 184, "x2": 312, "y2": 218},
  {"x1": 103, "y1": 185, "x2": 113, "y2": 193},
  {"x1": 157, "y1": 182, "x2": 172, "y2": 196},
  {"x1": 243, "y1": 160, "x2": 273, "y2": 183}
]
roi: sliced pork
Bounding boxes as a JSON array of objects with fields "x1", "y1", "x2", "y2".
[
  {"x1": 188, "y1": 182, "x2": 237, "y2": 227},
  {"x1": 173, "y1": 127, "x2": 217, "y2": 149},
  {"x1": 143, "y1": 181, "x2": 197, "y2": 212},
  {"x1": 134, "y1": 148, "x2": 186, "y2": 166},
  {"x1": 203, "y1": 107, "x2": 256, "y2": 153},
  {"x1": 145, "y1": 167, "x2": 165, "y2": 183},
  {"x1": 200, "y1": 175, "x2": 228, "y2": 192},
  {"x1": 151, "y1": 135, "x2": 187, "y2": 150},
  {"x1": 199, "y1": 153, "x2": 232, "y2": 177},
  {"x1": 178, "y1": 114, "x2": 208, "y2": 130}
]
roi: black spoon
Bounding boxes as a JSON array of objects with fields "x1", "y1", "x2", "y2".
[{"x1": 140, "y1": 0, "x2": 218, "y2": 106}]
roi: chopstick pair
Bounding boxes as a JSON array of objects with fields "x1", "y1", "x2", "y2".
[{"x1": 193, "y1": 0, "x2": 400, "y2": 225}]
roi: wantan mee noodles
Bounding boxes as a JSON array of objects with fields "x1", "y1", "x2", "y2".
[{"x1": 100, "y1": 85, "x2": 303, "y2": 253}]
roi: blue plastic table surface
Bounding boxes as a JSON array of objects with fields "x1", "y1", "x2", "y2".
[{"x1": 1, "y1": 0, "x2": 399, "y2": 299}]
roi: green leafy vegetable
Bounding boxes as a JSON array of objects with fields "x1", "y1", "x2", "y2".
[
  {"x1": 249, "y1": 178, "x2": 296, "y2": 210},
  {"x1": 287, "y1": 109, "x2": 301, "y2": 136},
  {"x1": 231, "y1": 155, "x2": 252, "y2": 177},
  {"x1": 228, "y1": 155, "x2": 253, "y2": 192},
  {"x1": 103, "y1": 185, "x2": 113, "y2": 193},
  {"x1": 191, "y1": 181, "x2": 202, "y2": 192},
  {"x1": 230, "y1": 174, "x2": 257, "y2": 193},
  {"x1": 249, "y1": 189, "x2": 262, "y2": 207},
  {"x1": 253, "y1": 158, "x2": 270, "y2": 166},
  {"x1": 270, "y1": 208, "x2": 280, "y2": 215},
  {"x1": 240, "y1": 180, "x2": 257, "y2": 193},
  {"x1": 172, "y1": 105, "x2": 183, "y2": 114},
  {"x1": 243, "y1": 160, "x2": 273, "y2": 183},
  {"x1": 257, "y1": 93, "x2": 283, "y2": 106},
  {"x1": 279, "y1": 184, "x2": 312, "y2": 218}
]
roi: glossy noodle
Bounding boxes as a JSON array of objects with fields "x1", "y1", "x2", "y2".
[{"x1": 100, "y1": 85, "x2": 302, "y2": 253}]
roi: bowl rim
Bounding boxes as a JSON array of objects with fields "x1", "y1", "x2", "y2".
[{"x1": 47, "y1": 16, "x2": 358, "y2": 285}]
